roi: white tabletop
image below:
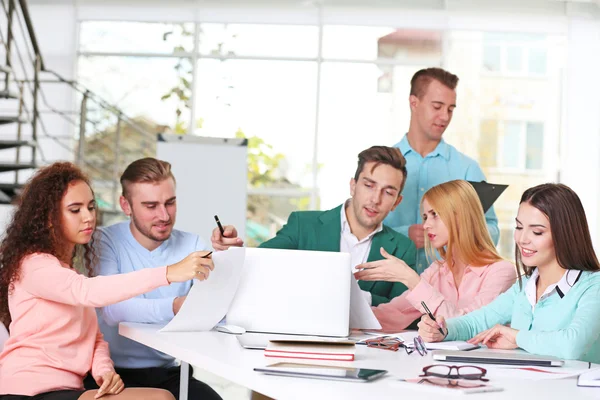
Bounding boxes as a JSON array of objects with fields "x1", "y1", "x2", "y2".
[{"x1": 119, "y1": 323, "x2": 600, "y2": 400}]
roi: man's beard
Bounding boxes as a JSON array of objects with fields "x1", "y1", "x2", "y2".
[{"x1": 131, "y1": 213, "x2": 172, "y2": 243}]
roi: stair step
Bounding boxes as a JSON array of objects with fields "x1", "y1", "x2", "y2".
[
  {"x1": 0, "y1": 163, "x2": 36, "y2": 173},
  {"x1": 0, "y1": 140, "x2": 33, "y2": 150},
  {"x1": 0, "y1": 182, "x2": 24, "y2": 190},
  {"x1": 0, "y1": 182, "x2": 23, "y2": 199},
  {"x1": 0, "y1": 90, "x2": 19, "y2": 100},
  {"x1": 0, "y1": 116, "x2": 27, "y2": 125}
]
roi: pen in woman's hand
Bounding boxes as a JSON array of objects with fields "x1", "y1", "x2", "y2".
[
  {"x1": 201, "y1": 251, "x2": 212, "y2": 258},
  {"x1": 421, "y1": 301, "x2": 445, "y2": 336}
]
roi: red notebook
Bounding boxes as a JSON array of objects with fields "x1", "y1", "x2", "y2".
[{"x1": 264, "y1": 340, "x2": 356, "y2": 362}]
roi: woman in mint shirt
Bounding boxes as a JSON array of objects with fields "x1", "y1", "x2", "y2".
[{"x1": 418, "y1": 183, "x2": 600, "y2": 363}]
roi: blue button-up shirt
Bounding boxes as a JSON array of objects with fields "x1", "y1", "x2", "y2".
[{"x1": 384, "y1": 135, "x2": 499, "y2": 273}]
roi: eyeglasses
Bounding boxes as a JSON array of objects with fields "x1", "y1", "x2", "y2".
[
  {"x1": 364, "y1": 336, "x2": 428, "y2": 356},
  {"x1": 421, "y1": 365, "x2": 488, "y2": 382}
]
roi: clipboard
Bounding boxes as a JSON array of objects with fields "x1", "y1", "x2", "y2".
[{"x1": 467, "y1": 181, "x2": 508, "y2": 213}]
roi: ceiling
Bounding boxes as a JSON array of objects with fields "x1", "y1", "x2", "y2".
[{"x1": 24, "y1": 0, "x2": 600, "y2": 15}]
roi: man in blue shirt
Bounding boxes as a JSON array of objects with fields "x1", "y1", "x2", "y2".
[
  {"x1": 384, "y1": 68, "x2": 499, "y2": 273},
  {"x1": 84, "y1": 157, "x2": 227, "y2": 400}
]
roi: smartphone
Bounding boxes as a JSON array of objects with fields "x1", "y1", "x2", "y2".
[{"x1": 254, "y1": 362, "x2": 387, "y2": 382}]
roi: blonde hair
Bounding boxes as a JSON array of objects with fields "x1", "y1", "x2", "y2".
[{"x1": 422, "y1": 180, "x2": 503, "y2": 268}]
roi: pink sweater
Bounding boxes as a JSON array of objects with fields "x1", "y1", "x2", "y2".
[
  {"x1": 0, "y1": 253, "x2": 169, "y2": 396},
  {"x1": 372, "y1": 260, "x2": 516, "y2": 331}
]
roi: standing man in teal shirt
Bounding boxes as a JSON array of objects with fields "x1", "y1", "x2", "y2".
[{"x1": 385, "y1": 67, "x2": 499, "y2": 273}]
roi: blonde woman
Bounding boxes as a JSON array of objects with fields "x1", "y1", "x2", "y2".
[{"x1": 355, "y1": 180, "x2": 516, "y2": 331}]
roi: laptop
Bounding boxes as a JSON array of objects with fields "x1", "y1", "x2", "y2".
[
  {"x1": 226, "y1": 248, "x2": 351, "y2": 337},
  {"x1": 433, "y1": 350, "x2": 565, "y2": 367}
]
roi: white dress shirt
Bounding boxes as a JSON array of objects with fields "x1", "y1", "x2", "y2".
[
  {"x1": 525, "y1": 268, "x2": 582, "y2": 312},
  {"x1": 340, "y1": 200, "x2": 383, "y2": 305}
]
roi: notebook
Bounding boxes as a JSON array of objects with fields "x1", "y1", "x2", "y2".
[
  {"x1": 238, "y1": 333, "x2": 353, "y2": 350},
  {"x1": 265, "y1": 339, "x2": 356, "y2": 362},
  {"x1": 417, "y1": 341, "x2": 479, "y2": 351}
]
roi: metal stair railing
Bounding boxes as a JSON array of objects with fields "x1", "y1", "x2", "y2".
[{"x1": 0, "y1": 0, "x2": 157, "y2": 211}]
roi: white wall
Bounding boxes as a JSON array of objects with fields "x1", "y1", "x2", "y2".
[{"x1": 562, "y1": 18, "x2": 600, "y2": 250}]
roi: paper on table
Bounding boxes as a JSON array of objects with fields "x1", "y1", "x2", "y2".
[
  {"x1": 578, "y1": 367, "x2": 600, "y2": 386},
  {"x1": 388, "y1": 331, "x2": 478, "y2": 350},
  {"x1": 349, "y1": 274, "x2": 381, "y2": 330},
  {"x1": 488, "y1": 365, "x2": 589, "y2": 381},
  {"x1": 160, "y1": 247, "x2": 245, "y2": 332}
]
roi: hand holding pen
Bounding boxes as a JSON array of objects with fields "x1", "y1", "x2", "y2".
[
  {"x1": 211, "y1": 215, "x2": 244, "y2": 251},
  {"x1": 417, "y1": 301, "x2": 448, "y2": 343}
]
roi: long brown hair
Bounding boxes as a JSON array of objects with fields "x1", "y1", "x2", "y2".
[
  {"x1": 516, "y1": 183, "x2": 600, "y2": 283},
  {"x1": 0, "y1": 162, "x2": 97, "y2": 327},
  {"x1": 423, "y1": 180, "x2": 505, "y2": 268}
]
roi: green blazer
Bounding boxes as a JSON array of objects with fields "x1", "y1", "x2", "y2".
[{"x1": 259, "y1": 204, "x2": 417, "y2": 306}]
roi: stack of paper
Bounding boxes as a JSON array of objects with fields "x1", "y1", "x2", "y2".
[{"x1": 265, "y1": 339, "x2": 356, "y2": 362}]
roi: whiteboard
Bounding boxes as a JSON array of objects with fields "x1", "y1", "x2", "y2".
[{"x1": 157, "y1": 134, "x2": 247, "y2": 244}]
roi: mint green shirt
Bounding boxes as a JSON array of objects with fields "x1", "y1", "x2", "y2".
[{"x1": 446, "y1": 270, "x2": 600, "y2": 363}]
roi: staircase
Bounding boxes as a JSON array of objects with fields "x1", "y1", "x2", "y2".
[
  {"x1": 0, "y1": 0, "x2": 156, "y2": 216},
  {"x1": 0, "y1": 62, "x2": 35, "y2": 204}
]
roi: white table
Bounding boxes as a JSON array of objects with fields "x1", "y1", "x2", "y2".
[{"x1": 119, "y1": 323, "x2": 600, "y2": 400}]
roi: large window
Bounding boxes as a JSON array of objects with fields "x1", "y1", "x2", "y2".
[
  {"x1": 482, "y1": 33, "x2": 548, "y2": 76},
  {"x1": 479, "y1": 120, "x2": 545, "y2": 171},
  {"x1": 77, "y1": 21, "x2": 566, "y2": 256}
]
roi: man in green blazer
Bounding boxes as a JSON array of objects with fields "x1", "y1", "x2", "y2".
[{"x1": 213, "y1": 146, "x2": 416, "y2": 307}]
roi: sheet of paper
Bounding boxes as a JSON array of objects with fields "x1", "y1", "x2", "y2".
[
  {"x1": 487, "y1": 365, "x2": 588, "y2": 381},
  {"x1": 160, "y1": 247, "x2": 245, "y2": 332},
  {"x1": 396, "y1": 331, "x2": 478, "y2": 350},
  {"x1": 578, "y1": 366, "x2": 600, "y2": 386},
  {"x1": 349, "y1": 275, "x2": 381, "y2": 330}
]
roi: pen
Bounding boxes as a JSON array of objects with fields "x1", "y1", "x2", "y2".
[
  {"x1": 421, "y1": 301, "x2": 445, "y2": 336},
  {"x1": 201, "y1": 251, "x2": 212, "y2": 258},
  {"x1": 214, "y1": 215, "x2": 225, "y2": 236}
]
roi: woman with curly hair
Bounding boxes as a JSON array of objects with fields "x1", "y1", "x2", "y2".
[{"x1": 0, "y1": 162, "x2": 213, "y2": 400}]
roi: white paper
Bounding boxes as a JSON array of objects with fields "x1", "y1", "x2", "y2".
[
  {"x1": 397, "y1": 330, "x2": 478, "y2": 350},
  {"x1": 349, "y1": 275, "x2": 382, "y2": 330},
  {"x1": 488, "y1": 365, "x2": 589, "y2": 381},
  {"x1": 160, "y1": 247, "x2": 245, "y2": 332},
  {"x1": 578, "y1": 367, "x2": 600, "y2": 386}
]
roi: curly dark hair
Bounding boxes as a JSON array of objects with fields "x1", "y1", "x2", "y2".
[{"x1": 0, "y1": 162, "x2": 97, "y2": 327}]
